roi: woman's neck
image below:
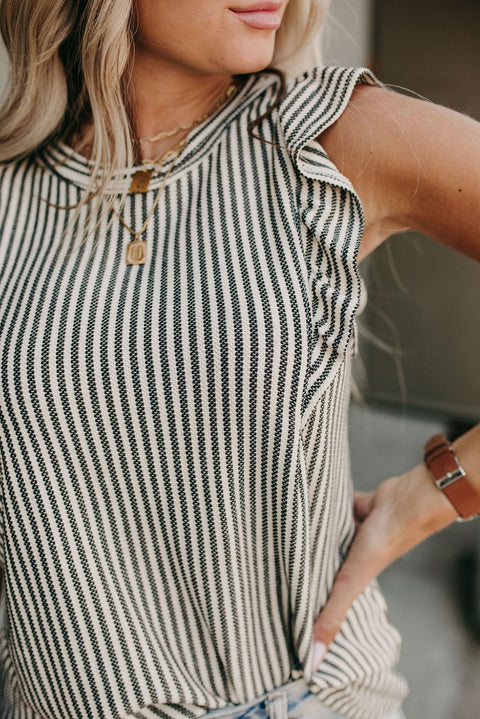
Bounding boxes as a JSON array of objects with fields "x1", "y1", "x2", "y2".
[
  {"x1": 69, "y1": 55, "x2": 235, "y2": 165},
  {"x1": 131, "y1": 51, "x2": 233, "y2": 156}
]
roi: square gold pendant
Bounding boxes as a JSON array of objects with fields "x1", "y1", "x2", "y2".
[
  {"x1": 129, "y1": 169, "x2": 154, "y2": 193},
  {"x1": 126, "y1": 239, "x2": 147, "y2": 265}
]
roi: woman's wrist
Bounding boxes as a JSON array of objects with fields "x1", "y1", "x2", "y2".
[
  {"x1": 404, "y1": 461, "x2": 460, "y2": 533},
  {"x1": 409, "y1": 424, "x2": 480, "y2": 530},
  {"x1": 423, "y1": 428, "x2": 480, "y2": 521},
  {"x1": 451, "y1": 424, "x2": 480, "y2": 494}
]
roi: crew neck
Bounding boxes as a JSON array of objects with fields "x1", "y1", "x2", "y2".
[{"x1": 38, "y1": 72, "x2": 279, "y2": 195}]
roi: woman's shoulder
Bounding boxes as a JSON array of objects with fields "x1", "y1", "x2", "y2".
[
  {"x1": 0, "y1": 150, "x2": 45, "y2": 223},
  {"x1": 283, "y1": 64, "x2": 381, "y2": 96},
  {"x1": 277, "y1": 65, "x2": 383, "y2": 152},
  {"x1": 0, "y1": 151, "x2": 39, "y2": 183},
  {"x1": 0, "y1": 155, "x2": 22, "y2": 197}
]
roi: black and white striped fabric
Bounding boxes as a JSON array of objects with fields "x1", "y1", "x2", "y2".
[{"x1": 0, "y1": 66, "x2": 409, "y2": 719}]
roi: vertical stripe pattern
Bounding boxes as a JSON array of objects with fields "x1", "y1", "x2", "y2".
[{"x1": 0, "y1": 67, "x2": 408, "y2": 719}]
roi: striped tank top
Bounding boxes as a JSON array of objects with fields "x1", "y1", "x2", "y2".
[{"x1": 0, "y1": 66, "x2": 409, "y2": 719}]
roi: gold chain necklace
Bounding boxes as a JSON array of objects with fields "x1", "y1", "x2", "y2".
[
  {"x1": 138, "y1": 81, "x2": 238, "y2": 144},
  {"x1": 109, "y1": 79, "x2": 238, "y2": 266},
  {"x1": 113, "y1": 137, "x2": 186, "y2": 265},
  {"x1": 128, "y1": 79, "x2": 238, "y2": 194},
  {"x1": 128, "y1": 140, "x2": 185, "y2": 193}
]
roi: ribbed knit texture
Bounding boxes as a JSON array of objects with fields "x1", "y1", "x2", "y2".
[{"x1": 0, "y1": 66, "x2": 409, "y2": 719}]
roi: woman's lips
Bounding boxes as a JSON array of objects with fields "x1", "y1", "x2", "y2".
[{"x1": 231, "y1": 9, "x2": 282, "y2": 30}]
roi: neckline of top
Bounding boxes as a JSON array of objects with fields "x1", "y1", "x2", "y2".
[{"x1": 38, "y1": 71, "x2": 279, "y2": 195}]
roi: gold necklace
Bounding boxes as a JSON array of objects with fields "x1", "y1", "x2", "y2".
[
  {"x1": 128, "y1": 139, "x2": 186, "y2": 193},
  {"x1": 129, "y1": 79, "x2": 238, "y2": 193},
  {"x1": 138, "y1": 81, "x2": 238, "y2": 144},
  {"x1": 113, "y1": 137, "x2": 186, "y2": 266},
  {"x1": 111, "y1": 79, "x2": 239, "y2": 264}
]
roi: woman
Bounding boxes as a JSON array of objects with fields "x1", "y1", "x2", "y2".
[{"x1": 0, "y1": 1, "x2": 478, "y2": 718}]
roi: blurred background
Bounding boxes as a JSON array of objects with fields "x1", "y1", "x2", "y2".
[
  {"x1": 322, "y1": 2, "x2": 480, "y2": 718},
  {"x1": 0, "y1": 1, "x2": 479, "y2": 717}
]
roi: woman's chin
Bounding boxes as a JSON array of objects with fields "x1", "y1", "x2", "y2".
[{"x1": 223, "y1": 49, "x2": 277, "y2": 75}]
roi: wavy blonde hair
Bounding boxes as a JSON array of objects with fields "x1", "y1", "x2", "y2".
[{"x1": 0, "y1": 0, "x2": 330, "y2": 250}]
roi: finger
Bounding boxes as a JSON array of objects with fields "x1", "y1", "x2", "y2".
[
  {"x1": 353, "y1": 490, "x2": 375, "y2": 521},
  {"x1": 312, "y1": 531, "x2": 381, "y2": 648}
]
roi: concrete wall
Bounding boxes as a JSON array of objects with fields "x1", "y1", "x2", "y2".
[{"x1": 323, "y1": 0, "x2": 373, "y2": 67}]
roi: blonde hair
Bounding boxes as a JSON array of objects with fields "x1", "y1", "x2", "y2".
[{"x1": 0, "y1": 0, "x2": 330, "y2": 251}]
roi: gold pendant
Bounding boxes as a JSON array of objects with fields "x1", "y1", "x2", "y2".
[
  {"x1": 126, "y1": 238, "x2": 147, "y2": 265},
  {"x1": 129, "y1": 169, "x2": 154, "y2": 193}
]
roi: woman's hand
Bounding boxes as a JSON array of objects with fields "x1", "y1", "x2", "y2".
[{"x1": 311, "y1": 462, "x2": 459, "y2": 667}]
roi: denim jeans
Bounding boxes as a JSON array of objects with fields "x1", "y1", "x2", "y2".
[{"x1": 202, "y1": 676, "x2": 406, "y2": 719}]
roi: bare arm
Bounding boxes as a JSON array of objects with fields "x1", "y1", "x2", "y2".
[
  {"x1": 320, "y1": 84, "x2": 480, "y2": 263},
  {"x1": 312, "y1": 425, "x2": 480, "y2": 666},
  {"x1": 311, "y1": 86, "x2": 480, "y2": 666}
]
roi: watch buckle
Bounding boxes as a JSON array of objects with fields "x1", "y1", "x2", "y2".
[{"x1": 436, "y1": 456, "x2": 466, "y2": 490}]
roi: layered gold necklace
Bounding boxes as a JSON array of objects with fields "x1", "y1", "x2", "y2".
[
  {"x1": 128, "y1": 81, "x2": 238, "y2": 195},
  {"x1": 120, "y1": 137, "x2": 186, "y2": 265},
  {"x1": 112, "y1": 79, "x2": 238, "y2": 265}
]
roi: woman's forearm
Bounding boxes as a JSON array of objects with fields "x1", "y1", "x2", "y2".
[
  {"x1": 381, "y1": 423, "x2": 480, "y2": 542},
  {"x1": 412, "y1": 423, "x2": 480, "y2": 533},
  {"x1": 311, "y1": 423, "x2": 480, "y2": 660}
]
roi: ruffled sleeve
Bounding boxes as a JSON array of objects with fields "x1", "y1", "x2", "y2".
[
  {"x1": 277, "y1": 66, "x2": 383, "y2": 412},
  {"x1": 0, "y1": 453, "x2": 4, "y2": 569}
]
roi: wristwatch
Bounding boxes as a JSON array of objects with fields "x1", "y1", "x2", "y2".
[{"x1": 424, "y1": 433, "x2": 480, "y2": 522}]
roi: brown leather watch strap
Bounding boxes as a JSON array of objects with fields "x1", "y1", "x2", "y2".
[{"x1": 424, "y1": 433, "x2": 480, "y2": 520}]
